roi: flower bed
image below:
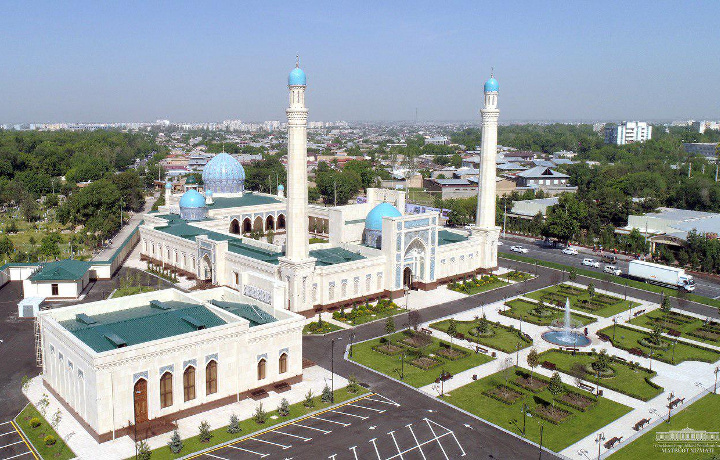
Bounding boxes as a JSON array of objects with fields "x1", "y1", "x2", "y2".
[
  {"x1": 533, "y1": 403, "x2": 573, "y2": 424},
  {"x1": 410, "y1": 356, "x2": 442, "y2": 370},
  {"x1": 513, "y1": 375, "x2": 548, "y2": 393},
  {"x1": 483, "y1": 385, "x2": 524, "y2": 405},
  {"x1": 373, "y1": 343, "x2": 403, "y2": 356},
  {"x1": 447, "y1": 275, "x2": 508, "y2": 295},
  {"x1": 303, "y1": 320, "x2": 342, "y2": 335},
  {"x1": 436, "y1": 346, "x2": 469, "y2": 361},
  {"x1": 332, "y1": 299, "x2": 403, "y2": 325},
  {"x1": 557, "y1": 392, "x2": 595, "y2": 412}
]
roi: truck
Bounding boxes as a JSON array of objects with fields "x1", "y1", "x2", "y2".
[{"x1": 627, "y1": 260, "x2": 696, "y2": 292}]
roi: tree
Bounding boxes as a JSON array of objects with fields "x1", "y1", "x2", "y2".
[
  {"x1": 568, "y1": 267, "x2": 578, "y2": 282},
  {"x1": 660, "y1": 294, "x2": 672, "y2": 317},
  {"x1": 321, "y1": 384, "x2": 333, "y2": 403},
  {"x1": 0, "y1": 236, "x2": 13, "y2": 256},
  {"x1": 587, "y1": 283, "x2": 595, "y2": 298},
  {"x1": 40, "y1": 233, "x2": 62, "y2": 260},
  {"x1": 303, "y1": 390, "x2": 315, "y2": 408},
  {"x1": 548, "y1": 372, "x2": 564, "y2": 408},
  {"x1": 385, "y1": 317, "x2": 396, "y2": 335},
  {"x1": 198, "y1": 420, "x2": 212, "y2": 443},
  {"x1": 408, "y1": 310, "x2": 422, "y2": 330},
  {"x1": 137, "y1": 440, "x2": 151, "y2": 460},
  {"x1": 167, "y1": 429, "x2": 183, "y2": 454},
  {"x1": 446, "y1": 318, "x2": 458, "y2": 339},
  {"x1": 253, "y1": 402, "x2": 268, "y2": 424},
  {"x1": 227, "y1": 414, "x2": 241, "y2": 434},
  {"x1": 526, "y1": 348, "x2": 539, "y2": 383},
  {"x1": 278, "y1": 398, "x2": 290, "y2": 417},
  {"x1": 347, "y1": 375, "x2": 360, "y2": 394}
]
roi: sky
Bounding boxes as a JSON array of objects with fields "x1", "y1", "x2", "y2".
[{"x1": 0, "y1": 1, "x2": 718, "y2": 123}]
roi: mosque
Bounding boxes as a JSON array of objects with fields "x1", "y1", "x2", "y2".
[{"x1": 139, "y1": 63, "x2": 502, "y2": 316}]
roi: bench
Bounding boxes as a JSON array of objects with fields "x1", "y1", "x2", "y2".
[
  {"x1": 420, "y1": 328, "x2": 433, "y2": 335},
  {"x1": 604, "y1": 436, "x2": 623, "y2": 449},
  {"x1": 596, "y1": 333, "x2": 610, "y2": 342},
  {"x1": 475, "y1": 346, "x2": 488, "y2": 354},
  {"x1": 614, "y1": 355, "x2": 627, "y2": 362},
  {"x1": 634, "y1": 418, "x2": 650, "y2": 431},
  {"x1": 578, "y1": 382, "x2": 595, "y2": 392},
  {"x1": 250, "y1": 388, "x2": 269, "y2": 399},
  {"x1": 668, "y1": 397, "x2": 685, "y2": 409},
  {"x1": 274, "y1": 382, "x2": 290, "y2": 392},
  {"x1": 633, "y1": 309, "x2": 645, "y2": 317},
  {"x1": 629, "y1": 347, "x2": 645, "y2": 357},
  {"x1": 541, "y1": 361, "x2": 557, "y2": 371}
]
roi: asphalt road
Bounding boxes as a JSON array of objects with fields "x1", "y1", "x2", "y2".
[{"x1": 498, "y1": 236, "x2": 720, "y2": 300}]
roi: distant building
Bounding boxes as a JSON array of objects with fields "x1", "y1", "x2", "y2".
[
  {"x1": 509, "y1": 197, "x2": 559, "y2": 219},
  {"x1": 604, "y1": 121, "x2": 652, "y2": 145},
  {"x1": 691, "y1": 120, "x2": 720, "y2": 134},
  {"x1": 425, "y1": 136, "x2": 450, "y2": 145},
  {"x1": 683, "y1": 142, "x2": 718, "y2": 160},
  {"x1": 515, "y1": 167, "x2": 570, "y2": 187},
  {"x1": 423, "y1": 178, "x2": 477, "y2": 199},
  {"x1": 617, "y1": 207, "x2": 720, "y2": 250}
]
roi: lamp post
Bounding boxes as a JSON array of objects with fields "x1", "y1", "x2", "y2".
[
  {"x1": 516, "y1": 342, "x2": 520, "y2": 367},
  {"x1": 595, "y1": 432, "x2": 605, "y2": 460},
  {"x1": 649, "y1": 350, "x2": 654, "y2": 372},
  {"x1": 521, "y1": 402, "x2": 528, "y2": 436},
  {"x1": 667, "y1": 392, "x2": 674, "y2": 423},
  {"x1": 672, "y1": 338, "x2": 677, "y2": 365},
  {"x1": 538, "y1": 423, "x2": 544, "y2": 460},
  {"x1": 349, "y1": 332, "x2": 355, "y2": 358},
  {"x1": 715, "y1": 367, "x2": 719, "y2": 394},
  {"x1": 401, "y1": 350, "x2": 406, "y2": 380},
  {"x1": 331, "y1": 337, "x2": 342, "y2": 403},
  {"x1": 613, "y1": 317, "x2": 617, "y2": 341}
]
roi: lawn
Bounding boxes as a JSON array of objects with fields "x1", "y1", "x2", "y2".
[
  {"x1": 141, "y1": 387, "x2": 368, "y2": 460},
  {"x1": 501, "y1": 298, "x2": 596, "y2": 327},
  {"x1": 332, "y1": 299, "x2": 405, "y2": 326},
  {"x1": 444, "y1": 369, "x2": 632, "y2": 452},
  {"x1": 303, "y1": 320, "x2": 343, "y2": 335},
  {"x1": 349, "y1": 330, "x2": 494, "y2": 387},
  {"x1": 447, "y1": 274, "x2": 509, "y2": 295},
  {"x1": 15, "y1": 403, "x2": 76, "y2": 460},
  {"x1": 526, "y1": 283, "x2": 640, "y2": 317},
  {"x1": 598, "y1": 324, "x2": 720, "y2": 364},
  {"x1": 629, "y1": 310, "x2": 720, "y2": 346},
  {"x1": 610, "y1": 393, "x2": 720, "y2": 460},
  {"x1": 111, "y1": 285, "x2": 157, "y2": 298},
  {"x1": 536, "y1": 350, "x2": 663, "y2": 401},
  {"x1": 430, "y1": 317, "x2": 532, "y2": 353}
]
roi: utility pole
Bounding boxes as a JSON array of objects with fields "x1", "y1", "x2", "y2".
[
  {"x1": 333, "y1": 180, "x2": 337, "y2": 207},
  {"x1": 503, "y1": 200, "x2": 507, "y2": 238}
]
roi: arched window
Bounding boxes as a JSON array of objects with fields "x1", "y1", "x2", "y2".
[
  {"x1": 277, "y1": 214, "x2": 286, "y2": 230},
  {"x1": 242, "y1": 218, "x2": 252, "y2": 234},
  {"x1": 266, "y1": 215, "x2": 275, "y2": 231},
  {"x1": 279, "y1": 353, "x2": 287, "y2": 374},
  {"x1": 160, "y1": 372, "x2": 173, "y2": 408},
  {"x1": 229, "y1": 219, "x2": 240, "y2": 234},
  {"x1": 253, "y1": 216, "x2": 264, "y2": 232},
  {"x1": 183, "y1": 366, "x2": 196, "y2": 402},
  {"x1": 257, "y1": 359, "x2": 266, "y2": 380},
  {"x1": 206, "y1": 360, "x2": 217, "y2": 395}
]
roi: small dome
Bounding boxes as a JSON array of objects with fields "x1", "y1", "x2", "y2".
[
  {"x1": 365, "y1": 202, "x2": 402, "y2": 231},
  {"x1": 206, "y1": 190, "x2": 213, "y2": 196},
  {"x1": 202, "y1": 152, "x2": 245, "y2": 194},
  {"x1": 278, "y1": 184, "x2": 284, "y2": 191},
  {"x1": 288, "y1": 67, "x2": 307, "y2": 86},
  {"x1": 179, "y1": 189, "x2": 206, "y2": 208},
  {"x1": 185, "y1": 175, "x2": 198, "y2": 184},
  {"x1": 164, "y1": 181, "x2": 172, "y2": 189},
  {"x1": 484, "y1": 76, "x2": 499, "y2": 92}
]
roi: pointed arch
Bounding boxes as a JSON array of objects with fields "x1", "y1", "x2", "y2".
[
  {"x1": 253, "y1": 216, "x2": 264, "y2": 232},
  {"x1": 205, "y1": 360, "x2": 217, "y2": 395},
  {"x1": 242, "y1": 218, "x2": 252, "y2": 234},
  {"x1": 134, "y1": 378, "x2": 148, "y2": 424},
  {"x1": 257, "y1": 358, "x2": 266, "y2": 380},
  {"x1": 279, "y1": 353, "x2": 288, "y2": 374},
  {"x1": 183, "y1": 366, "x2": 196, "y2": 402},
  {"x1": 229, "y1": 219, "x2": 240, "y2": 234},
  {"x1": 159, "y1": 371, "x2": 173, "y2": 408},
  {"x1": 277, "y1": 214, "x2": 286, "y2": 230},
  {"x1": 266, "y1": 215, "x2": 275, "y2": 231}
]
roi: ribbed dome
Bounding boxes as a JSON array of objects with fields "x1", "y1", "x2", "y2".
[
  {"x1": 288, "y1": 67, "x2": 306, "y2": 86},
  {"x1": 365, "y1": 203, "x2": 402, "y2": 231},
  {"x1": 179, "y1": 189, "x2": 205, "y2": 208},
  {"x1": 202, "y1": 152, "x2": 245, "y2": 194}
]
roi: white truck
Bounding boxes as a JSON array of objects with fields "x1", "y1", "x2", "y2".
[{"x1": 627, "y1": 260, "x2": 696, "y2": 292}]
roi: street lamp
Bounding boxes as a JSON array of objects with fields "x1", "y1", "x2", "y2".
[
  {"x1": 613, "y1": 317, "x2": 617, "y2": 341},
  {"x1": 538, "y1": 423, "x2": 544, "y2": 460},
  {"x1": 667, "y1": 392, "x2": 675, "y2": 423},
  {"x1": 400, "y1": 350, "x2": 406, "y2": 380},
  {"x1": 715, "y1": 367, "x2": 719, "y2": 394},
  {"x1": 516, "y1": 342, "x2": 521, "y2": 367},
  {"x1": 349, "y1": 332, "x2": 356, "y2": 358},
  {"x1": 331, "y1": 337, "x2": 342, "y2": 403},
  {"x1": 595, "y1": 432, "x2": 606, "y2": 460}
]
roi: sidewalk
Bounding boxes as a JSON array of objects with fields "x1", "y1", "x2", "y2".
[{"x1": 92, "y1": 193, "x2": 157, "y2": 262}]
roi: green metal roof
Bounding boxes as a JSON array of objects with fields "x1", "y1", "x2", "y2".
[
  {"x1": 210, "y1": 300, "x2": 277, "y2": 327},
  {"x1": 207, "y1": 193, "x2": 281, "y2": 210},
  {"x1": 438, "y1": 230, "x2": 469, "y2": 245},
  {"x1": 61, "y1": 301, "x2": 227, "y2": 352},
  {"x1": 344, "y1": 218, "x2": 365, "y2": 225},
  {"x1": 310, "y1": 247, "x2": 366, "y2": 266},
  {"x1": 30, "y1": 259, "x2": 91, "y2": 282}
]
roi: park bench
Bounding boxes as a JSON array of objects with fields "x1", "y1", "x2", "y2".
[
  {"x1": 578, "y1": 382, "x2": 595, "y2": 392},
  {"x1": 250, "y1": 388, "x2": 269, "y2": 399},
  {"x1": 633, "y1": 309, "x2": 645, "y2": 317},
  {"x1": 604, "y1": 436, "x2": 623, "y2": 449},
  {"x1": 634, "y1": 418, "x2": 650, "y2": 431},
  {"x1": 475, "y1": 346, "x2": 488, "y2": 354},
  {"x1": 614, "y1": 355, "x2": 627, "y2": 362},
  {"x1": 541, "y1": 361, "x2": 557, "y2": 371},
  {"x1": 668, "y1": 397, "x2": 685, "y2": 409},
  {"x1": 629, "y1": 347, "x2": 645, "y2": 357},
  {"x1": 420, "y1": 328, "x2": 433, "y2": 335},
  {"x1": 596, "y1": 333, "x2": 610, "y2": 342},
  {"x1": 274, "y1": 382, "x2": 290, "y2": 392}
]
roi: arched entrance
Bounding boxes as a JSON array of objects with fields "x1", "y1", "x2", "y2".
[
  {"x1": 229, "y1": 219, "x2": 240, "y2": 234},
  {"x1": 403, "y1": 267, "x2": 413, "y2": 288},
  {"x1": 277, "y1": 214, "x2": 286, "y2": 230},
  {"x1": 253, "y1": 216, "x2": 264, "y2": 232},
  {"x1": 403, "y1": 238, "x2": 427, "y2": 284},
  {"x1": 266, "y1": 215, "x2": 275, "y2": 231},
  {"x1": 242, "y1": 218, "x2": 252, "y2": 234},
  {"x1": 201, "y1": 255, "x2": 212, "y2": 282},
  {"x1": 134, "y1": 379, "x2": 148, "y2": 424}
]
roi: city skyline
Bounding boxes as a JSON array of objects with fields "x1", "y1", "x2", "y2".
[{"x1": 1, "y1": 1, "x2": 719, "y2": 123}]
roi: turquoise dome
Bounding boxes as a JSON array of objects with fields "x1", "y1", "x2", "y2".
[
  {"x1": 202, "y1": 152, "x2": 245, "y2": 194},
  {"x1": 288, "y1": 67, "x2": 306, "y2": 86},
  {"x1": 278, "y1": 184, "x2": 284, "y2": 191},
  {"x1": 206, "y1": 190, "x2": 213, "y2": 196},
  {"x1": 164, "y1": 181, "x2": 172, "y2": 189},
  {"x1": 365, "y1": 203, "x2": 402, "y2": 231},
  {"x1": 484, "y1": 76, "x2": 499, "y2": 92},
  {"x1": 186, "y1": 175, "x2": 198, "y2": 184},
  {"x1": 179, "y1": 189, "x2": 205, "y2": 208}
]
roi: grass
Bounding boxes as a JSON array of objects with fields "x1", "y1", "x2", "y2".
[
  {"x1": 443, "y1": 369, "x2": 632, "y2": 452},
  {"x1": 349, "y1": 330, "x2": 494, "y2": 387},
  {"x1": 609, "y1": 393, "x2": 720, "y2": 459},
  {"x1": 536, "y1": 350, "x2": 663, "y2": 401},
  {"x1": 309, "y1": 238, "x2": 327, "y2": 244},
  {"x1": 303, "y1": 320, "x2": 343, "y2": 335},
  {"x1": 141, "y1": 387, "x2": 368, "y2": 460},
  {"x1": 448, "y1": 277, "x2": 509, "y2": 295},
  {"x1": 15, "y1": 403, "x2": 76, "y2": 460},
  {"x1": 526, "y1": 283, "x2": 640, "y2": 317},
  {"x1": 629, "y1": 310, "x2": 720, "y2": 346},
  {"x1": 430, "y1": 318, "x2": 532, "y2": 353},
  {"x1": 110, "y1": 285, "x2": 157, "y2": 298},
  {"x1": 598, "y1": 324, "x2": 720, "y2": 364},
  {"x1": 332, "y1": 300, "x2": 405, "y2": 326},
  {"x1": 501, "y1": 298, "x2": 596, "y2": 327},
  {"x1": 500, "y1": 252, "x2": 720, "y2": 309}
]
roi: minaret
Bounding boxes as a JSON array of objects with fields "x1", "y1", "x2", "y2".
[
  {"x1": 285, "y1": 57, "x2": 309, "y2": 261},
  {"x1": 473, "y1": 72, "x2": 501, "y2": 269}
]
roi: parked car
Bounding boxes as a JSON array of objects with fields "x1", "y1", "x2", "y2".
[
  {"x1": 497, "y1": 241, "x2": 503, "y2": 246},
  {"x1": 511, "y1": 245, "x2": 529, "y2": 254},
  {"x1": 582, "y1": 258, "x2": 600, "y2": 268},
  {"x1": 562, "y1": 247, "x2": 579, "y2": 255},
  {"x1": 601, "y1": 254, "x2": 618, "y2": 264}
]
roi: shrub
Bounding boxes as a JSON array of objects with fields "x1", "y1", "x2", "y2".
[
  {"x1": 167, "y1": 429, "x2": 183, "y2": 454},
  {"x1": 303, "y1": 390, "x2": 315, "y2": 408},
  {"x1": 347, "y1": 375, "x2": 360, "y2": 393},
  {"x1": 29, "y1": 417, "x2": 41, "y2": 428},
  {"x1": 137, "y1": 440, "x2": 151, "y2": 460},
  {"x1": 278, "y1": 398, "x2": 290, "y2": 417},
  {"x1": 253, "y1": 403, "x2": 268, "y2": 424},
  {"x1": 321, "y1": 384, "x2": 333, "y2": 403},
  {"x1": 198, "y1": 420, "x2": 212, "y2": 443},
  {"x1": 227, "y1": 414, "x2": 241, "y2": 434},
  {"x1": 43, "y1": 435, "x2": 56, "y2": 446}
]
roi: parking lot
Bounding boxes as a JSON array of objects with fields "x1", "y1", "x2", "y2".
[
  {"x1": 0, "y1": 421, "x2": 37, "y2": 460},
  {"x1": 192, "y1": 393, "x2": 466, "y2": 460}
]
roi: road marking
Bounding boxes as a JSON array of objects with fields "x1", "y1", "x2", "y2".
[
  {"x1": 0, "y1": 442, "x2": 23, "y2": 450},
  {"x1": 250, "y1": 437, "x2": 291, "y2": 449},
  {"x1": 311, "y1": 416, "x2": 350, "y2": 427},
  {"x1": 0, "y1": 424, "x2": 10, "y2": 427},
  {"x1": 0, "y1": 432, "x2": 16, "y2": 438},
  {"x1": 226, "y1": 445, "x2": 269, "y2": 458},
  {"x1": 273, "y1": 430, "x2": 311, "y2": 441},
  {"x1": 9, "y1": 421, "x2": 37, "y2": 460},
  {"x1": 424, "y1": 418, "x2": 466, "y2": 458},
  {"x1": 348, "y1": 403, "x2": 385, "y2": 413},
  {"x1": 388, "y1": 431, "x2": 405, "y2": 460},
  {"x1": 293, "y1": 423, "x2": 331, "y2": 434},
  {"x1": 204, "y1": 454, "x2": 230, "y2": 460},
  {"x1": 331, "y1": 410, "x2": 368, "y2": 420},
  {"x1": 369, "y1": 438, "x2": 382, "y2": 460},
  {"x1": 407, "y1": 424, "x2": 427, "y2": 460},
  {"x1": 349, "y1": 445, "x2": 359, "y2": 460},
  {"x1": 364, "y1": 395, "x2": 401, "y2": 407},
  {"x1": 2, "y1": 452, "x2": 31, "y2": 460}
]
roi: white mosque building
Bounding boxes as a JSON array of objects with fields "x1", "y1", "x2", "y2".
[{"x1": 139, "y1": 63, "x2": 502, "y2": 316}]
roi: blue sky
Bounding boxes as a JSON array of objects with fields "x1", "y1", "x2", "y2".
[{"x1": 0, "y1": 1, "x2": 718, "y2": 123}]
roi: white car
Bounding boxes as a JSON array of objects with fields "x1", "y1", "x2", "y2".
[
  {"x1": 562, "y1": 247, "x2": 579, "y2": 255},
  {"x1": 497, "y1": 241, "x2": 503, "y2": 246},
  {"x1": 511, "y1": 245, "x2": 529, "y2": 254},
  {"x1": 604, "y1": 265, "x2": 622, "y2": 276},
  {"x1": 582, "y1": 258, "x2": 600, "y2": 268}
]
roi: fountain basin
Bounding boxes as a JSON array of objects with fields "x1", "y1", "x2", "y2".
[{"x1": 542, "y1": 330, "x2": 591, "y2": 347}]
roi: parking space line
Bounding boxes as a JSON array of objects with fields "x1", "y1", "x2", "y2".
[
  {"x1": 349, "y1": 445, "x2": 359, "y2": 460},
  {"x1": 204, "y1": 453, "x2": 230, "y2": 460},
  {"x1": 0, "y1": 432, "x2": 16, "y2": 438},
  {"x1": 369, "y1": 438, "x2": 382, "y2": 460},
  {"x1": 406, "y1": 424, "x2": 427, "y2": 460},
  {"x1": 273, "y1": 430, "x2": 311, "y2": 441},
  {"x1": 249, "y1": 437, "x2": 291, "y2": 449},
  {"x1": 331, "y1": 410, "x2": 368, "y2": 420},
  {"x1": 293, "y1": 423, "x2": 331, "y2": 434},
  {"x1": 348, "y1": 403, "x2": 385, "y2": 413},
  {"x1": 9, "y1": 421, "x2": 37, "y2": 460},
  {"x1": 2, "y1": 452, "x2": 31, "y2": 460},
  {"x1": 0, "y1": 423, "x2": 11, "y2": 427},
  {"x1": 0, "y1": 442, "x2": 23, "y2": 450},
  {"x1": 311, "y1": 416, "x2": 350, "y2": 427},
  {"x1": 364, "y1": 396, "x2": 400, "y2": 407},
  {"x1": 226, "y1": 445, "x2": 269, "y2": 458},
  {"x1": 388, "y1": 431, "x2": 405, "y2": 460}
]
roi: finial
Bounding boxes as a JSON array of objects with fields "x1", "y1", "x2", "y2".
[
  {"x1": 296, "y1": 54, "x2": 300, "y2": 68},
  {"x1": 491, "y1": 67, "x2": 494, "y2": 78},
  {"x1": 222, "y1": 142, "x2": 225, "y2": 154}
]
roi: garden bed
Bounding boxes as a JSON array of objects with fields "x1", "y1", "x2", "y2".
[
  {"x1": 436, "y1": 346, "x2": 469, "y2": 361},
  {"x1": 447, "y1": 275, "x2": 508, "y2": 295},
  {"x1": 430, "y1": 318, "x2": 532, "y2": 353},
  {"x1": 501, "y1": 298, "x2": 596, "y2": 327},
  {"x1": 513, "y1": 375, "x2": 549, "y2": 393},
  {"x1": 484, "y1": 384, "x2": 524, "y2": 405},
  {"x1": 373, "y1": 343, "x2": 403, "y2": 355},
  {"x1": 533, "y1": 403, "x2": 572, "y2": 424},
  {"x1": 558, "y1": 392, "x2": 595, "y2": 411},
  {"x1": 526, "y1": 283, "x2": 639, "y2": 317},
  {"x1": 303, "y1": 320, "x2": 343, "y2": 335},
  {"x1": 332, "y1": 299, "x2": 404, "y2": 326},
  {"x1": 410, "y1": 356, "x2": 442, "y2": 370}
]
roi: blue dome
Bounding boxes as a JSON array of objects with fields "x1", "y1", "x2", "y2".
[
  {"x1": 365, "y1": 202, "x2": 402, "y2": 231},
  {"x1": 278, "y1": 184, "x2": 284, "y2": 191},
  {"x1": 165, "y1": 181, "x2": 172, "y2": 189},
  {"x1": 202, "y1": 152, "x2": 245, "y2": 194},
  {"x1": 206, "y1": 190, "x2": 213, "y2": 196},
  {"x1": 484, "y1": 76, "x2": 499, "y2": 92},
  {"x1": 288, "y1": 67, "x2": 306, "y2": 86},
  {"x1": 179, "y1": 189, "x2": 206, "y2": 208}
]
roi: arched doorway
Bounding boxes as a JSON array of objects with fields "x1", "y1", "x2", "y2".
[
  {"x1": 403, "y1": 267, "x2": 413, "y2": 288},
  {"x1": 253, "y1": 216, "x2": 264, "y2": 232},
  {"x1": 242, "y1": 218, "x2": 252, "y2": 234},
  {"x1": 277, "y1": 214, "x2": 286, "y2": 230},
  {"x1": 134, "y1": 379, "x2": 148, "y2": 424},
  {"x1": 229, "y1": 219, "x2": 240, "y2": 234},
  {"x1": 201, "y1": 255, "x2": 212, "y2": 282},
  {"x1": 404, "y1": 238, "x2": 427, "y2": 284},
  {"x1": 266, "y1": 215, "x2": 275, "y2": 231}
]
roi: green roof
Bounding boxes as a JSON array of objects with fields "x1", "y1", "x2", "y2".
[
  {"x1": 30, "y1": 259, "x2": 91, "y2": 282},
  {"x1": 207, "y1": 193, "x2": 281, "y2": 210},
  {"x1": 310, "y1": 247, "x2": 366, "y2": 266},
  {"x1": 210, "y1": 300, "x2": 277, "y2": 327},
  {"x1": 344, "y1": 218, "x2": 365, "y2": 225},
  {"x1": 61, "y1": 301, "x2": 227, "y2": 352},
  {"x1": 438, "y1": 230, "x2": 469, "y2": 245}
]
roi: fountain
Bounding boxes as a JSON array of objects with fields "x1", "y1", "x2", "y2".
[{"x1": 542, "y1": 298, "x2": 591, "y2": 347}]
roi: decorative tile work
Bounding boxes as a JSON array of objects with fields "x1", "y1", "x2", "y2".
[
  {"x1": 205, "y1": 353, "x2": 218, "y2": 364},
  {"x1": 404, "y1": 218, "x2": 430, "y2": 229},
  {"x1": 133, "y1": 371, "x2": 148, "y2": 384},
  {"x1": 183, "y1": 359, "x2": 197, "y2": 370},
  {"x1": 159, "y1": 364, "x2": 174, "y2": 375},
  {"x1": 256, "y1": 353, "x2": 268, "y2": 362}
]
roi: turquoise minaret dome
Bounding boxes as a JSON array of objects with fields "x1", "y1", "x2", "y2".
[
  {"x1": 484, "y1": 75, "x2": 499, "y2": 92},
  {"x1": 288, "y1": 57, "x2": 306, "y2": 86},
  {"x1": 164, "y1": 181, "x2": 172, "y2": 189}
]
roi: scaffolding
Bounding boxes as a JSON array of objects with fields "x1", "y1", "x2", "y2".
[{"x1": 34, "y1": 318, "x2": 42, "y2": 367}]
